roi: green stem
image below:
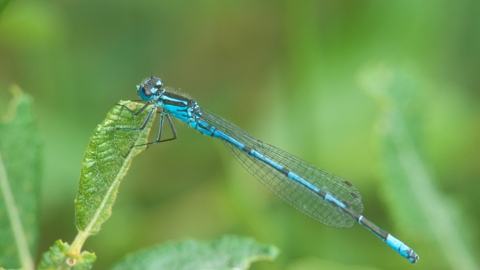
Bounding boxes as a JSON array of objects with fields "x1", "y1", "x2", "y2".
[
  {"x1": 58, "y1": 230, "x2": 90, "y2": 269},
  {"x1": 68, "y1": 230, "x2": 90, "y2": 256}
]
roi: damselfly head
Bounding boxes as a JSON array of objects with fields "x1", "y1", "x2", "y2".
[{"x1": 137, "y1": 76, "x2": 164, "y2": 101}]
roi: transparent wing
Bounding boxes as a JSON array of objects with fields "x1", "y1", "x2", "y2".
[{"x1": 200, "y1": 108, "x2": 363, "y2": 228}]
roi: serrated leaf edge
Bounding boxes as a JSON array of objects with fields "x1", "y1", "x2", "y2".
[{"x1": 69, "y1": 102, "x2": 152, "y2": 258}]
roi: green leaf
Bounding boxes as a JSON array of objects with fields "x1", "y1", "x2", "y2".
[
  {"x1": 0, "y1": 86, "x2": 42, "y2": 270},
  {"x1": 37, "y1": 101, "x2": 154, "y2": 270},
  {"x1": 75, "y1": 101, "x2": 155, "y2": 236},
  {"x1": 110, "y1": 235, "x2": 279, "y2": 270},
  {"x1": 37, "y1": 240, "x2": 96, "y2": 270}
]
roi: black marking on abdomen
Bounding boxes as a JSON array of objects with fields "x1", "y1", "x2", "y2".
[
  {"x1": 281, "y1": 167, "x2": 290, "y2": 176},
  {"x1": 317, "y1": 190, "x2": 327, "y2": 199},
  {"x1": 242, "y1": 146, "x2": 253, "y2": 154},
  {"x1": 210, "y1": 126, "x2": 217, "y2": 136},
  {"x1": 350, "y1": 192, "x2": 359, "y2": 199},
  {"x1": 342, "y1": 200, "x2": 352, "y2": 209},
  {"x1": 197, "y1": 122, "x2": 217, "y2": 137}
]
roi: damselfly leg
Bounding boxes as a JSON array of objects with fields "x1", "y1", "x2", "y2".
[{"x1": 115, "y1": 102, "x2": 177, "y2": 147}]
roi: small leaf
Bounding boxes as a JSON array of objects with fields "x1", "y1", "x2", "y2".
[
  {"x1": 0, "y1": 86, "x2": 42, "y2": 270},
  {"x1": 110, "y1": 235, "x2": 279, "y2": 270},
  {"x1": 37, "y1": 240, "x2": 96, "y2": 270},
  {"x1": 75, "y1": 101, "x2": 155, "y2": 236}
]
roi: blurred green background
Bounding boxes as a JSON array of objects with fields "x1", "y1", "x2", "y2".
[{"x1": 1, "y1": 1, "x2": 479, "y2": 269}]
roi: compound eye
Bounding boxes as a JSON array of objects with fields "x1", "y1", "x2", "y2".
[
  {"x1": 137, "y1": 76, "x2": 164, "y2": 101},
  {"x1": 137, "y1": 85, "x2": 153, "y2": 100}
]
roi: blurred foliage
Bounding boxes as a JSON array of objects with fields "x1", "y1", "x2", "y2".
[
  {"x1": 359, "y1": 66, "x2": 478, "y2": 269},
  {"x1": 0, "y1": 88, "x2": 41, "y2": 269},
  {"x1": 1, "y1": 1, "x2": 479, "y2": 269},
  {"x1": 110, "y1": 235, "x2": 278, "y2": 270},
  {"x1": 0, "y1": 0, "x2": 12, "y2": 17}
]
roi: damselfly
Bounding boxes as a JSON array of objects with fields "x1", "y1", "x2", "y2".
[{"x1": 118, "y1": 76, "x2": 419, "y2": 264}]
